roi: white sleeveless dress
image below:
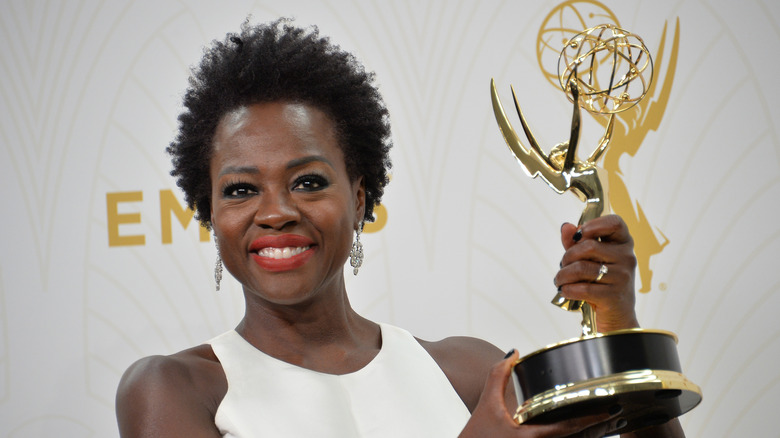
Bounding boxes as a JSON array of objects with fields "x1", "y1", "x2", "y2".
[{"x1": 208, "y1": 323, "x2": 471, "y2": 437}]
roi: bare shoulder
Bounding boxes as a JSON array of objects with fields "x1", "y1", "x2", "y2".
[
  {"x1": 116, "y1": 344, "x2": 227, "y2": 438},
  {"x1": 418, "y1": 336, "x2": 506, "y2": 412}
]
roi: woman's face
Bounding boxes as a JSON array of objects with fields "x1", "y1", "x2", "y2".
[{"x1": 209, "y1": 101, "x2": 365, "y2": 306}]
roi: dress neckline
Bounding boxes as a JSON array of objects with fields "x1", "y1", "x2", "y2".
[{"x1": 225, "y1": 323, "x2": 387, "y2": 377}]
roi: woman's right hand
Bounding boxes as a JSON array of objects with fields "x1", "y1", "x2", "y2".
[{"x1": 458, "y1": 350, "x2": 622, "y2": 438}]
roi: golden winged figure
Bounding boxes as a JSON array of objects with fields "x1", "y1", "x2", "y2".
[{"x1": 491, "y1": 77, "x2": 615, "y2": 335}]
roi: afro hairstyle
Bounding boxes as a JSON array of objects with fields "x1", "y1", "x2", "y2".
[{"x1": 167, "y1": 18, "x2": 392, "y2": 229}]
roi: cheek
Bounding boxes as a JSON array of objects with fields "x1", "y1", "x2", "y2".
[
  {"x1": 212, "y1": 205, "x2": 254, "y2": 249},
  {"x1": 307, "y1": 200, "x2": 355, "y2": 246}
]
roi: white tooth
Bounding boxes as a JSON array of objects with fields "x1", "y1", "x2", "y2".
[{"x1": 257, "y1": 246, "x2": 309, "y2": 259}]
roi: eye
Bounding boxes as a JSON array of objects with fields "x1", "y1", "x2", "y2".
[
  {"x1": 222, "y1": 182, "x2": 257, "y2": 198},
  {"x1": 292, "y1": 174, "x2": 329, "y2": 192}
]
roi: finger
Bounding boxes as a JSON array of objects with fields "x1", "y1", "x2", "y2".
[
  {"x1": 555, "y1": 261, "x2": 633, "y2": 305},
  {"x1": 524, "y1": 407, "x2": 620, "y2": 437},
  {"x1": 578, "y1": 214, "x2": 633, "y2": 245},
  {"x1": 560, "y1": 222, "x2": 578, "y2": 251},
  {"x1": 569, "y1": 422, "x2": 609, "y2": 438},
  {"x1": 570, "y1": 409, "x2": 628, "y2": 438},
  {"x1": 560, "y1": 218, "x2": 629, "y2": 266},
  {"x1": 561, "y1": 239, "x2": 620, "y2": 268},
  {"x1": 557, "y1": 266, "x2": 632, "y2": 303},
  {"x1": 560, "y1": 233, "x2": 636, "y2": 273},
  {"x1": 562, "y1": 261, "x2": 617, "y2": 285},
  {"x1": 557, "y1": 236, "x2": 636, "y2": 291}
]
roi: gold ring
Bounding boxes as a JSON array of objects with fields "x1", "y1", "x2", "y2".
[{"x1": 595, "y1": 264, "x2": 608, "y2": 282}]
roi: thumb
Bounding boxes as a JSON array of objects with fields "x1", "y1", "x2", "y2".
[{"x1": 478, "y1": 349, "x2": 519, "y2": 417}]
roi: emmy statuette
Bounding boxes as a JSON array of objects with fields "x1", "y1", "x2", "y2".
[{"x1": 490, "y1": 24, "x2": 701, "y2": 435}]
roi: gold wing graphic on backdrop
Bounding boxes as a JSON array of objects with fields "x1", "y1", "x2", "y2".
[{"x1": 598, "y1": 19, "x2": 679, "y2": 292}]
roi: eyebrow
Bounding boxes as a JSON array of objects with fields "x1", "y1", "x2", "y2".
[
  {"x1": 286, "y1": 155, "x2": 334, "y2": 170},
  {"x1": 217, "y1": 156, "x2": 334, "y2": 177},
  {"x1": 218, "y1": 166, "x2": 259, "y2": 177}
]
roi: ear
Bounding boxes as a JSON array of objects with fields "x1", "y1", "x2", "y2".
[{"x1": 353, "y1": 176, "x2": 366, "y2": 228}]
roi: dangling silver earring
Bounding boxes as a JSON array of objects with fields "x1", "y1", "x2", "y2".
[
  {"x1": 349, "y1": 222, "x2": 364, "y2": 275},
  {"x1": 214, "y1": 235, "x2": 223, "y2": 291}
]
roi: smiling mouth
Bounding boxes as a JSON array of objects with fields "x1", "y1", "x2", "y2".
[{"x1": 256, "y1": 246, "x2": 312, "y2": 259}]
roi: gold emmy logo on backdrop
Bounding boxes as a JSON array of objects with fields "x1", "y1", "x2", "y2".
[
  {"x1": 537, "y1": 0, "x2": 680, "y2": 293},
  {"x1": 489, "y1": 4, "x2": 700, "y2": 434},
  {"x1": 105, "y1": 189, "x2": 388, "y2": 247}
]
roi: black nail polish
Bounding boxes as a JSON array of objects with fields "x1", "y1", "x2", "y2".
[
  {"x1": 573, "y1": 230, "x2": 582, "y2": 242},
  {"x1": 616, "y1": 418, "x2": 628, "y2": 429},
  {"x1": 609, "y1": 404, "x2": 622, "y2": 415},
  {"x1": 557, "y1": 286, "x2": 562, "y2": 292},
  {"x1": 504, "y1": 349, "x2": 515, "y2": 359}
]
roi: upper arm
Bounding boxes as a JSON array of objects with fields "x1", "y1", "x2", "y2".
[
  {"x1": 116, "y1": 354, "x2": 223, "y2": 438},
  {"x1": 419, "y1": 336, "x2": 513, "y2": 413}
]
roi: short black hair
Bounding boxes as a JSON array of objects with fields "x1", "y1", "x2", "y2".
[{"x1": 168, "y1": 18, "x2": 392, "y2": 229}]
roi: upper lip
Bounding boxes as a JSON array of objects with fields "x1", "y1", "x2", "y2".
[{"x1": 249, "y1": 234, "x2": 316, "y2": 252}]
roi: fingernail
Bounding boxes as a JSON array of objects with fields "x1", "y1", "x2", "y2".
[
  {"x1": 557, "y1": 286, "x2": 562, "y2": 293},
  {"x1": 573, "y1": 229, "x2": 582, "y2": 242},
  {"x1": 560, "y1": 223, "x2": 566, "y2": 231},
  {"x1": 609, "y1": 404, "x2": 622, "y2": 415},
  {"x1": 616, "y1": 418, "x2": 628, "y2": 429},
  {"x1": 504, "y1": 349, "x2": 515, "y2": 359}
]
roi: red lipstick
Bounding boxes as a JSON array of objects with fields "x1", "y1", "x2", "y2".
[{"x1": 250, "y1": 235, "x2": 316, "y2": 272}]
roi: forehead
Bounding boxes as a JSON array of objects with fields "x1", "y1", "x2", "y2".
[{"x1": 212, "y1": 101, "x2": 343, "y2": 165}]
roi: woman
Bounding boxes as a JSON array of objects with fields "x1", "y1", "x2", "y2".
[{"x1": 116, "y1": 19, "x2": 684, "y2": 437}]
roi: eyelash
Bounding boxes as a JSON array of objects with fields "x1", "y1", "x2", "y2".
[
  {"x1": 222, "y1": 180, "x2": 256, "y2": 198},
  {"x1": 220, "y1": 173, "x2": 329, "y2": 198},
  {"x1": 293, "y1": 173, "x2": 329, "y2": 191}
]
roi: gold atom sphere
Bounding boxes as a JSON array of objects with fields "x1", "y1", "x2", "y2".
[{"x1": 558, "y1": 24, "x2": 654, "y2": 114}]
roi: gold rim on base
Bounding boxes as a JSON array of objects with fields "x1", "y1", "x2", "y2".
[{"x1": 514, "y1": 369, "x2": 702, "y2": 424}]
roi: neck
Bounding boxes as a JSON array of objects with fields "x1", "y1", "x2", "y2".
[{"x1": 234, "y1": 279, "x2": 380, "y2": 374}]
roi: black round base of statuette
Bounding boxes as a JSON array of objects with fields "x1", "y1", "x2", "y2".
[{"x1": 512, "y1": 329, "x2": 702, "y2": 436}]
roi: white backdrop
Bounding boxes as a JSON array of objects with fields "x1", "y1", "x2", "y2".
[{"x1": 2, "y1": 0, "x2": 779, "y2": 436}]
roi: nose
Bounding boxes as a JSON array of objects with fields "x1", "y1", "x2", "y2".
[{"x1": 254, "y1": 189, "x2": 300, "y2": 230}]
